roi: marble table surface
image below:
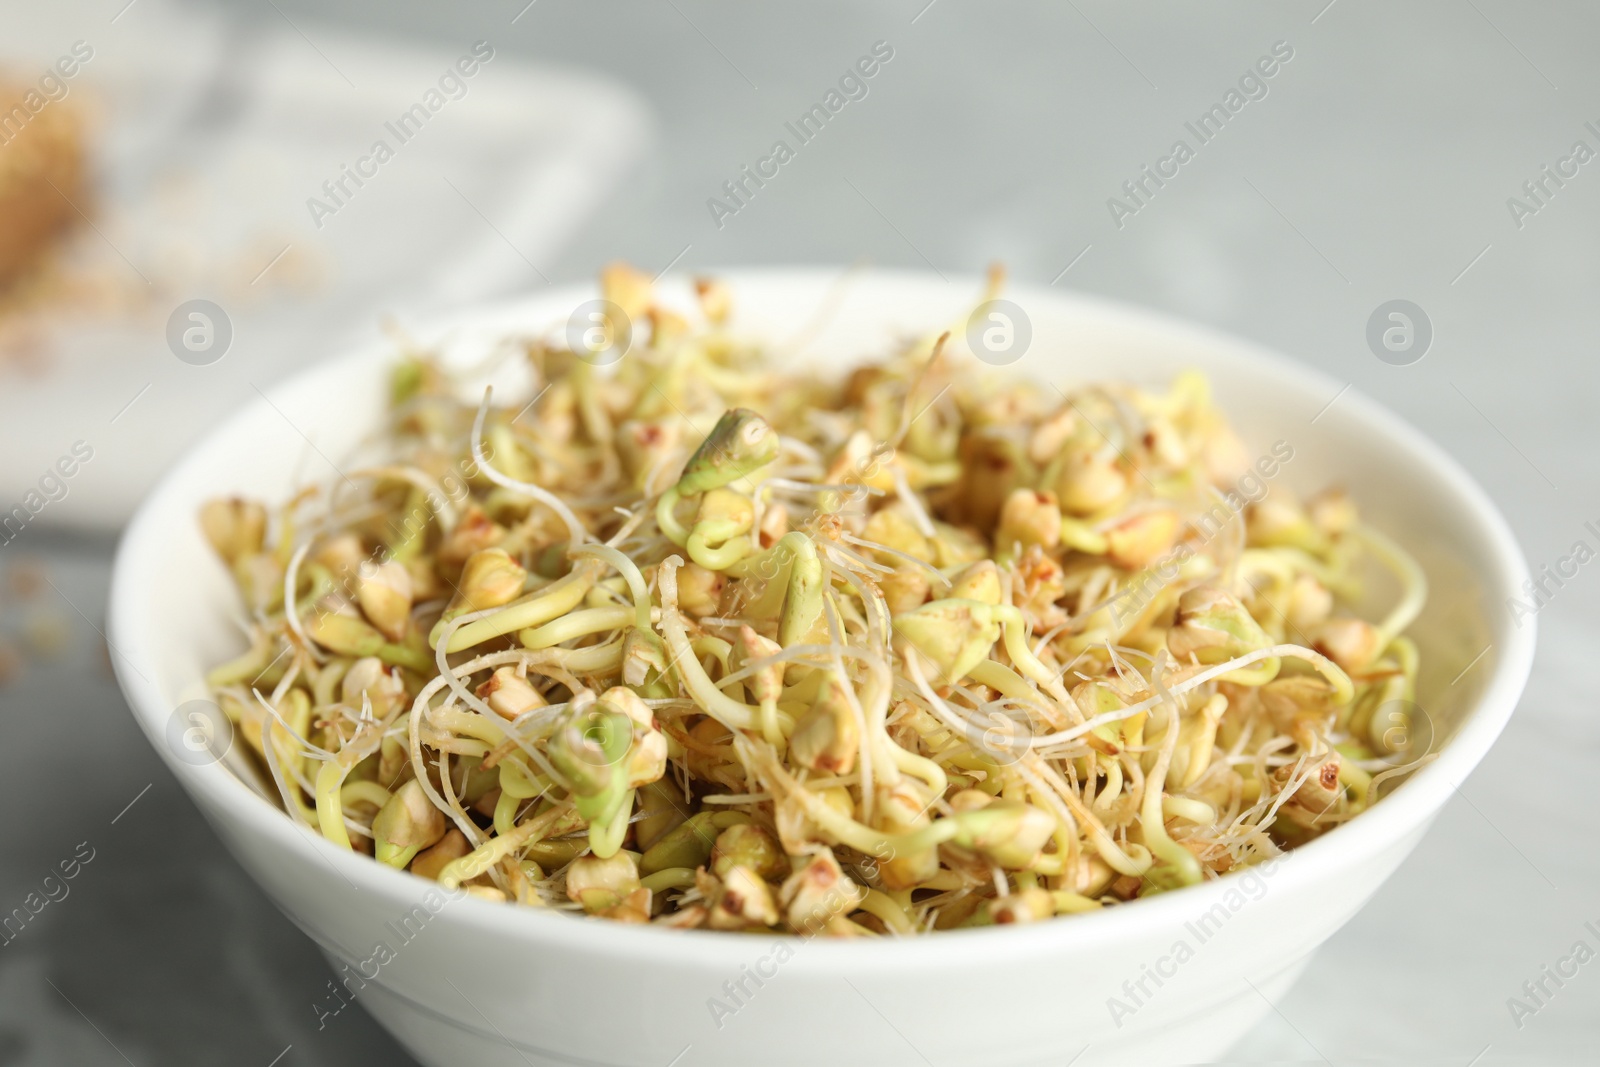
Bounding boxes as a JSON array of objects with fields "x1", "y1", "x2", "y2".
[{"x1": 1, "y1": 1, "x2": 1595, "y2": 1064}]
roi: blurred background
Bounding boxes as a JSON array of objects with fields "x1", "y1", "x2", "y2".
[{"x1": 0, "y1": 1, "x2": 1594, "y2": 1063}]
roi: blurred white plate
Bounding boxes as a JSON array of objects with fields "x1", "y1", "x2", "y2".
[{"x1": 0, "y1": 0, "x2": 650, "y2": 531}]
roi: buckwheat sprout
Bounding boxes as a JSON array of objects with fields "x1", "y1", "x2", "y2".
[
  {"x1": 738, "y1": 736, "x2": 934, "y2": 856},
  {"x1": 967, "y1": 659, "x2": 1057, "y2": 718},
  {"x1": 521, "y1": 606, "x2": 653, "y2": 649},
  {"x1": 471, "y1": 385, "x2": 588, "y2": 547},
  {"x1": 260, "y1": 717, "x2": 315, "y2": 829},
  {"x1": 436, "y1": 728, "x2": 493, "y2": 855},
  {"x1": 343, "y1": 465, "x2": 459, "y2": 530},
  {"x1": 572, "y1": 543, "x2": 653, "y2": 632},
  {"x1": 905, "y1": 650, "x2": 1146, "y2": 878},
  {"x1": 891, "y1": 464, "x2": 937, "y2": 539},
  {"x1": 992, "y1": 605, "x2": 1083, "y2": 721},
  {"x1": 433, "y1": 608, "x2": 514, "y2": 719},
  {"x1": 434, "y1": 563, "x2": 599, "y2": 653},
  {"x1": 819, "y1": 538, "x2": 894, "y2": 577},
  {"x1": 282, "y1": 542, "x2": 317, "y2": 660},
  {"x1": 1140, "y1": 670, "x2": 1204, "y2": 887},
  {"x1": 1012, "y1": 758, "x2": 1079, "y2": 864},
  {"x1": 1367, "y1": 752, "x2": 1439, "y2": 801},
  {"x1": 841, "y1": 532, "x2": 952, "y2": 588},
  {"x1": 1259, "y1": 754, "x2": 1320, "y2": 830},
  {"x1": 1354, "y1": 523, "x2": 1428, "y2": 651},
  {"x1": 252, "y1": 685, "x2": 328, "y2": 760},
  {"x1": 1027, "y1": 644, "x2": 1352, "y2": 750},
  {"x1": 417, "y1": 634, "x2": 567, "y2": 790},
  {"x1": 859, "y1": 890, "x2": 916, "y2": 935},
  {"x1": 857, "y1": 575, "x2": 895, "y2": 659},
  {"x1": 821, "y1": 596, "x2": 875, "y2": 824},
  {"x1": 252, "y1": 683, "x2": 325, "y2": 828},
  {"x1": 713, "y1": 645, "x2": 824, "y2": 689},
  {"x1": 656, "y1": 557, "x2": 766, "y2": 733},
  {"x1": 409, "y1": 696, "x2": 488, "y2": 847},
  {"x1": 1030, "y1": 621, "x2": 1074, "y2": 659},
  {"x1": 776, "y1": 434, "x2": 825, "y2": 466},
  {"x1": 760, "y1": 476, "x2": 882, "y2": 499},
  {"x1": 700, "y1": 791, "x2": 776, "y2": 805},
  {"x1": 315, "y1": 700, "x2": 387, "y2": 849}
]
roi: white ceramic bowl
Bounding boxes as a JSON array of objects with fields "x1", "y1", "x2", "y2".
[{"x1": 109, "y1": 270, "x2": 1534, "y2": 1067}]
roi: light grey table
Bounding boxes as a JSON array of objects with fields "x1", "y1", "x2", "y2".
[{"x1": 2, "y1": 2, "x2": 1595, "y2": 1064}]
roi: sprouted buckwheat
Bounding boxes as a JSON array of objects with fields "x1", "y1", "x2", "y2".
[{"x1": 200, "y1": 265, "x2": 1430, "y2": 934}]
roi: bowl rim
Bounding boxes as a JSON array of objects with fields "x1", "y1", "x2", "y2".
[{"x1": 108, "y1": 267, "x2": 1536, "y2": 969}]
